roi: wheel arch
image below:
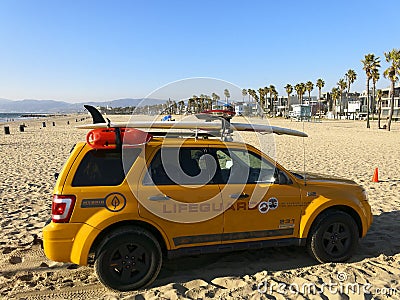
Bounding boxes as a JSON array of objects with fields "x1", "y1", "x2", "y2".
[
  {"x1": 301, "y1": 205, "x2": 363, "y2": 240},
  {"x1": 89, "y1": 220, "x2": 170, "y2": 259}
]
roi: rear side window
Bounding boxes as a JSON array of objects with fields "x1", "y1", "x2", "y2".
[
  {"x1": 143, "y1": 147, "x2": 211, "y2": 185},
  {"x1": 72, "y1": 148, "x2": 141, "y2": 186}
]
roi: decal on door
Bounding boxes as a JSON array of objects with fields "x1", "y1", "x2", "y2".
[
  {"x1": 81, "y1": 192, "x2": 126, "y2": 212},
  {"x1": 258, "y1": 197, "x2": 279, "y2": 214}
]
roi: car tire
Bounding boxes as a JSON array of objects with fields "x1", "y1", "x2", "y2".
[
  {"x1": 307, "y1": 211, "x2": 359, "y2": 263},
  {"x1": 94, "y1": 227, "x2": 162, "y2": 291}
]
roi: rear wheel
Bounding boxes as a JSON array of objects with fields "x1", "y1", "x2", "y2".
[
  {"x1": 307, "y1": 211, "x2": 359, "y2": 263},
  {"x1": 95, "y1": 227, "x2": 162, "y2": 291}
]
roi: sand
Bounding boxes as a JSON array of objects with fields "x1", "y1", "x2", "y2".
[{"x1": 0, "y1": 114, "x2": 399, "y2": 299}]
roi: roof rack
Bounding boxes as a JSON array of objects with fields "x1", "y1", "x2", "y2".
[
  {"x1": 145, "y1": 131, "x2": 218, "y2": 139},
  {"x1": 80, "y1": 105, "x2": 307, "y2": 149}
]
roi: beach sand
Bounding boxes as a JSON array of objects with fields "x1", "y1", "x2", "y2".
[{"x1": 0, "y1": 115, "x2": 399, "y2": 299}]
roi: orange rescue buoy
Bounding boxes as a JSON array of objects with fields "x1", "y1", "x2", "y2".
[{"x1": 86, "y1": 128, "x2": 152, "y2": 149}]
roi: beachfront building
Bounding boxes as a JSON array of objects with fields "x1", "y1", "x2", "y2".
[
  {"x1": 322, "y1": 92, "x2": 362, "y2": 119},
  {"x1": 274, "y1": 95, "x2": 301, "y2": 117},
  {"x1": 357, "y1": 89, "x2": 374, "y2": 117},
  {"x1": 357, "y1": 88, "x2": 400, "y2": 121},
  {"x1": 345, "y1": 92, "x2": 362, "y2": 119},
  {"x1": 286, "y1": 95, "x2": 320, "y2": 117},
  {"x1": 302, "y1": 96, "x2": 319, "y2": 116},
  {"x1": 233, "y1": 101, "x2": 260, "y2": 116},
  {"x1": 380, "y1": 86, "x2": 400, "y2": 120}
]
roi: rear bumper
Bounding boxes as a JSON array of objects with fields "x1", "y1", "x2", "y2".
[{"x1": 43, "y1": 222, "x2": 98, "y2": 264}]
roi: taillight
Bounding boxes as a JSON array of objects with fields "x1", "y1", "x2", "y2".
[{"x1": 52, "y1": 195, "x2": 76, "y2": 223}]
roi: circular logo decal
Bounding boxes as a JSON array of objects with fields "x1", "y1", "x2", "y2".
[
  {"x1": 105, "y1": 193, "x2": 126, "y2": 212},
  {"x1": 258, "y1": 201, "x2": 269, "y2": 214},
  {"x1": 267, "y1": 197, "x2": 278, "y2": 210}
]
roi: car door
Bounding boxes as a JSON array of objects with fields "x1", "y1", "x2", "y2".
[
  {"x1": 137, "y1": 145, "x2": 224, "y2": 250},
  {"x1": 210, "y1": 146, "x2": 302, "y2": 244}
]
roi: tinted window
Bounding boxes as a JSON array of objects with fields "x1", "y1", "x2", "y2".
[
  {"x1": 213, "y1": 148, "x2": 276, "y2": 184},
  {"x1": 143, "y1": 147, "x2": 212, "y2": 185},
  {"x1": 72, "y1": 148, "x2": 141, "y2": 186}
]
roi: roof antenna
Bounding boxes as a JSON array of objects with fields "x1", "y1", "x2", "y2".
[{"x1": 302, "y1": 120, "x2": 307, "y2": 186}]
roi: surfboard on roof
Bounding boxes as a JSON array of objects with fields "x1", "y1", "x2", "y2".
[{"x1": 79, "y1": 105, "x2": 308, "y2": 138}]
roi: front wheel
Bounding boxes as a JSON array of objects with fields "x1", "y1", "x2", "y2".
[
  {"x1": 95, "y1": 227, "x2": 162, "y2": 291},
  {"x1": 307, "y1": 211, "x2": 359, "y2": 263}
]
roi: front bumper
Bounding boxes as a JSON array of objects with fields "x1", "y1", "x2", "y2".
[{"x1": 365, "y1": 201, "x2": 373, "y2": 234}]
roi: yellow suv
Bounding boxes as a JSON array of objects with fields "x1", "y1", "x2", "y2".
[{"x1": 43, "y1": 106, "x2": 373, "y2": 291}]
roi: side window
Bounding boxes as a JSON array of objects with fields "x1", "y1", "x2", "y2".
[
  {"x1": 72, "y1": 148, "x2": 141, "y2": 186},
  {"x1": 214, "y1": 148, "x2": 276, "y2": 184},
  {"x1": 143, "y1": 147, "x2": 212, "y2": 185}
]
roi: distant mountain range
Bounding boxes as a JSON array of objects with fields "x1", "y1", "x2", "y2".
[{"x1": 0, "y1": 98, "x2": 168, "y2": 113}]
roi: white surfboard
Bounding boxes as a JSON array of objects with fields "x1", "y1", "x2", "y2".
[{"x1": 76, "y1": 121, "x2": 307, "y2": 137}]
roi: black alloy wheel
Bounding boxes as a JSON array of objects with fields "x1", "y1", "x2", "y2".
[
  {"x1": 307, "y1": 211, "x2": 359, "y2": 263},
  {"x1": 95, "y1": 227, "x2": 162, "y2": 291}
]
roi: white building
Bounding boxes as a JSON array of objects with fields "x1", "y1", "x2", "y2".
[{"x1": 380, "y1": 86, "x2": 400, "y2": 119}]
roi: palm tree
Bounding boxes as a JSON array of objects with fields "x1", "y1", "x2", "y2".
[
  {"x1": 248, "y1": 89, "x2": 254, "y2": 102},
  {"x1": 247, "y1": 89, "x2": 253, "y2": 103},
  {"x1": 305, "y1": 81, "x2": 314, "y2": 102},
  {"x1": 345, "y1": 69, "x2": 357, "y2": 95},
  {"x1": 211, "y1": 92, "x2": 219, "y2": 108},
  {"x1": 224, "y1": 89, "x2": 230, "y2": 104},
  {"x1": 263, "y1": 87, "x2": 270, "y2": 112},
  {"x1": 299, "y1": 83, "x2": 306, "y2": 104},
  {"x1": 284, "y1": 84, "x2": 293, "y2": 117},
  {"x1": 248, "y1": 89, "x2": 257, "y2": 115},
  {"x1": 242, "y1": 89, "x2": 248, "y2": 101},
  {"x1": 337, "y1": 78, "x2": 347, "y2": 117},
  {"x1": 252, "y1": 89, "x2": 259, "y2": 103},
  {"x1": 305, "y1": 81, "x2": 314, "y2": 116},
  {"x1": 316, "y1": 78, "x2": 325, "y2": 118},
  {"x1": 294, "y1": 83, "x2": 306, "y2": 104},
  {"x1": 345, "y1": 70, "x2": 357, "y2": 117},
  {"x1": 199, "y1": 94, "x2": 206, "y2": 111},
  {"x1": 294, "y1": 83, "x2": 302, "y2": 105},
  {"x1": 251, "y1": 90, "x2": 260, "y2": 115},
  {"x1": 268, "y1": 84, "x2": 276, "y2": 113},
  {"x1": 361, "y1": 53, "x2": 381, "y2": 128},
  {"x1": 258, "y1": 88, "x2": 266, "y2": 111},
  {"x1": 376, "y1": 89, "x2": 383, "y2": 129},
  {"x1": 198, "y1": 96, "x2": 205, "y2": 112},
  {"x1": 371, "y1": 68, "x2": 380, "y2": 121},
  {"x1": 178, "y1": 100, "x2": 185, "y2": 115},
  {"x1": 205, "y1": 95, "x2": 212, "y2": 110},
  {"x1": 187, "y1": 98, "x2": 194, "y2": 113},
  {"x1": 331, "y1": 87, "x2": 340, "y2": 113},
  {"x1": 383, "y1": 49, "x2": 400, "y2": 131},
  {"x1": 269, "y1": 85, "x2": 277, "y2": 113},
  {"x1": 211, "y1": 92, "x2": 217, "y2": 105},
  {"x1": 273, "y1": 89, "x2": 279, "y2": 115}
]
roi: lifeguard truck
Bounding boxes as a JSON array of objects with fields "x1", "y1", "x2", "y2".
[{"x1": 43, "y1": 106, "x2": 373, "y2": 291}]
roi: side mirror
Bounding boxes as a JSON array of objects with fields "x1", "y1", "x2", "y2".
[{"x1": 275, "y1": 170, "x2": 289, "y2": 185}]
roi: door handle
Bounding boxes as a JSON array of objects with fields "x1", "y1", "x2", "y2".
[
  {"x1": 148, "y1": 194, "x2": 171, "y2": 201},
  {"x1": 229, "y1": 193, "x2": 249, "y2": 199}
]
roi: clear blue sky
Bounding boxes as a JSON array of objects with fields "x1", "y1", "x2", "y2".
[{"x1": 0, "y1": 0, "x2": 399, "y2": 102}]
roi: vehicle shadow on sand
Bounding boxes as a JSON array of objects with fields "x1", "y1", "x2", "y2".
[{"x1": 154, "y1": 211, "x2": 400, "y2": 288}]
